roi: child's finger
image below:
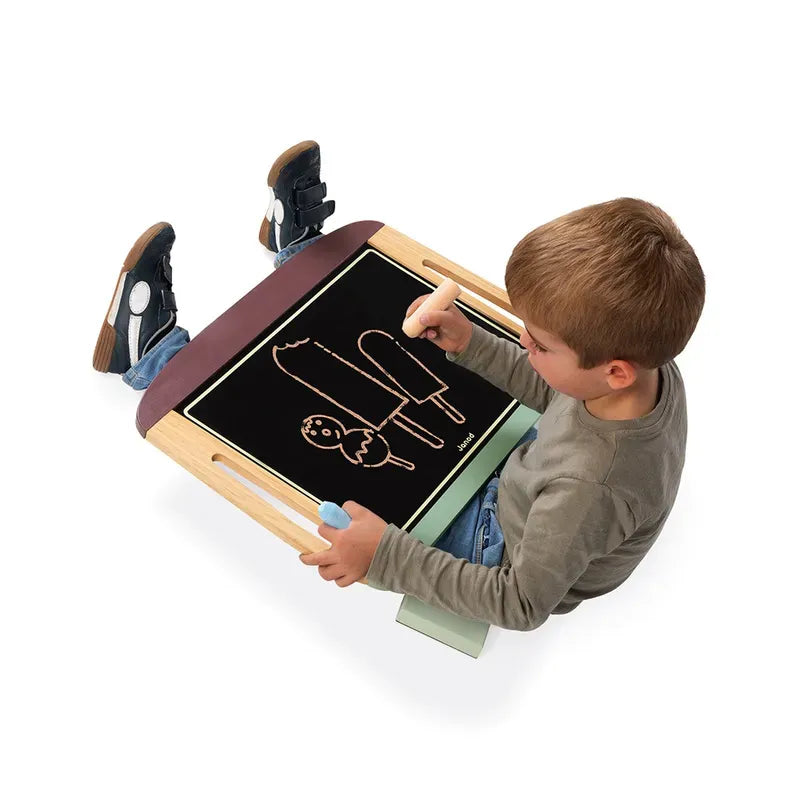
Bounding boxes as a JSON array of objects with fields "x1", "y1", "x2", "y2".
[
  {"x1": 341, "y1": 500, "x2": 364, "y2": 517},
  {"x1": 299, "y1": 547, "x2": 337, "y2": 566},
  {"x1": 418, "y1": 309, "x2": 450, "y2": 329},
  {"x1": 316, "y1": 523, "x2": 342, "y2": 543},
  {"x1": 318, "y1": 564, "x2": 347, "y2": 582}
]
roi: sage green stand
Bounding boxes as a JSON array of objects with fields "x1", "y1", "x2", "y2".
[{"x1": 396, "y1": 406, "x2": 540, "y2": 657}]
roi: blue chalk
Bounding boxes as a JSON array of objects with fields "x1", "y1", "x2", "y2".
[{"x1": 318, "y1": 501, "x2": 352, "y2": 529}]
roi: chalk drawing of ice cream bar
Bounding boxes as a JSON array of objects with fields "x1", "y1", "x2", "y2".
[
  {"x1": 301, "y1": 414, "x2": 415, "y2": 471},
  {"x1": 357, "y1": 329, "x2": 466, "y2": 424},
  {"x1": 272, "y1": 338, "x2": 444, "y2": 449}
]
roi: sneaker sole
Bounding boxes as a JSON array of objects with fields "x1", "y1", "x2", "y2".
[
  {"x1": 92, "y1": 222, "x2": 171, "y2": 373},
  {"x1": 257, "y1": 215, "x2": 273, "y2": 251},
  {"x1": 258, "y1": 139, "x2": 318, "y2": 250}
]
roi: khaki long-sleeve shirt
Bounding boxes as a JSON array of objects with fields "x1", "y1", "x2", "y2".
[{"x1": 366, "y1": 324, "x2": 688, "y2": 631}]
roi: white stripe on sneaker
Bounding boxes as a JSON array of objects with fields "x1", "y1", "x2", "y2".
[
  {"x1": 266, "y1": 185, "x2": 275, "y2": 220},
  {"x1": 142, "y1": 312, "x2": 175, "y2": 355},
  {"x1": 128, "y1": 315, "x2": 142, "y2": 366},
  {"x1": 286, "y1": 227, "x2": 309, "y2": 248},
  {"x1": 272, "y1": 198, "x2": 285, "y2": 250},
  {"x1": 107, "y1": 274, "x2": 127, "y2": 325}
]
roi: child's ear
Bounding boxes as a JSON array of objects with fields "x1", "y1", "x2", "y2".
[{"x1": 607, "y1": 360, "x2": 638, "y2": 390}]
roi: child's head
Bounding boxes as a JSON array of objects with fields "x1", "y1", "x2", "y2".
[{"x1": 505, "y1": 198, "x2": 705, "y2": 400}]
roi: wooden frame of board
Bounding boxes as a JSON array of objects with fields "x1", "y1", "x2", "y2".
[{"x1": 136, "y1": 222, "x2": 540, "y2": 657}]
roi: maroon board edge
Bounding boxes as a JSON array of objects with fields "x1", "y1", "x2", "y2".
[{"x1": 136, "y1": 220, "x2": 385, "y2": 437}]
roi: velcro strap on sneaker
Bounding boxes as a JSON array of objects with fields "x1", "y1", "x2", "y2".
[
  {"x1": 296, "y1": 200, "x2": 335, "y2": 228},
  {"x1": 161, "y1": 290, "x2": 178, "y2": 312},
  {"x1": 159, "y1": 254, "x2": 173, "y2": 283},
  {"x1": 294, "y1": 182, "x2": 327, "y2": 207}
]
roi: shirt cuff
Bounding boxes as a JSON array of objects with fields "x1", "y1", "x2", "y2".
[
  {"x1": 366, "y1": 523, "x2": 411, "y2": 591},
  {"x1": 446, "y1": 323, "x2": 496, "y2": 368}
]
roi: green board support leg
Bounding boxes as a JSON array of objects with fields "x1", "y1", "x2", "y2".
[
  {"x1": 395, "y1": 407, "x2": 540, "y2": 658},
  {"x1": 396, "y1": 595, "x2": 489, "y2": 658}
]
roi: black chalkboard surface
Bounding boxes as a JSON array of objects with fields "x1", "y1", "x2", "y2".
[{"x1": 179, "y1": 246, "x2": 522, "y2": 530}]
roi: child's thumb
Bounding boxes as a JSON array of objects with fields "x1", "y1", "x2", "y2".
[{"x1": 419, "y1": 309, "x2": 449, "y2": 328}]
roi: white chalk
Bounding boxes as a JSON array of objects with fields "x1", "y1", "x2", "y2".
[{"x1": 402, "y1": 278, "x2": 462, "y2": 338}]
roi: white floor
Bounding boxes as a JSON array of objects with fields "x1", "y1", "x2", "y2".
[{"x1": 2, "y1": 3, "x2": 797, "y2": 798}]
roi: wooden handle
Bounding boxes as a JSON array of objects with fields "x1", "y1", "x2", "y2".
[{"x1": 147, "y1": 412, "x2": 368, "y2": 584}]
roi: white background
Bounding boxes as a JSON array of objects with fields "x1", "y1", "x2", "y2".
[{"x1": 2, "y1": 2, "x2": 798, "y2": 798}]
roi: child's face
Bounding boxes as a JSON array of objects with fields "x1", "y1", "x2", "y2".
[{"x1": 518, "y1": 316, "x2": 615, "y2": 401}]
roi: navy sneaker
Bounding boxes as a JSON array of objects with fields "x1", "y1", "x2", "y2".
[
  {"x1": 92, "y1": 222, "x2": 178, "y2": 374},
  {"x1": 258, "y1": 140, "x2": 335, "y2": 254}
]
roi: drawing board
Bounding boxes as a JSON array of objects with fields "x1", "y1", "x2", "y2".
[{"x1": 177, "y1": 246, "x2": 527, "y2": 535}]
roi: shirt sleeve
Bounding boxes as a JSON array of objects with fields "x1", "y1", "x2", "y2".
[
  {"x1": 365, "y1": 478, "x2": 636, "y2": 631},
  {"x1": 446, "y1": 323, "x2": 555, "y2": 414}
]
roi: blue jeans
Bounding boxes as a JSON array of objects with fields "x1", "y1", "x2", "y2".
[
  {"x1": 122, "y1": 326, "x2": 191, "y2": 389},
  {"x1": 273, "y1": 234, "x2": 323, "y2": 268},
  {"x1": 122, "y1": 237, "x2": 321, "y2": 390},
  {"x1": 433, "y1": 425, "x2": 538, "y2": 567}
]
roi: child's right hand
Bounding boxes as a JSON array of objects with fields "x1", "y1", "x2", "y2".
[{"x1": 405, "y1": 295, "x2": 474, "y2": 354}]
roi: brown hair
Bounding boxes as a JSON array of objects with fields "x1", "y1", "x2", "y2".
[{"x1": 504, "y1": 198, "x2": 705, "y2": 370}]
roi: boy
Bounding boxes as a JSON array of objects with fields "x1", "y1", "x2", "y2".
[
  {"x1": 347, "y1": 200, "x2": 705, "y2": 631},
  {"x1": 94, "y1": 141, "x2": 704, "y2": 632}
]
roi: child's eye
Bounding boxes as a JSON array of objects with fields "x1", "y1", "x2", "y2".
[{"x1": 531, "y1": 341, "x2": 545, "y2": 354}]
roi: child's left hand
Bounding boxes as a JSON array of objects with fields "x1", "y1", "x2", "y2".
[{"x1": 299, "y1": 501, "x2": 387, "y2": 587}]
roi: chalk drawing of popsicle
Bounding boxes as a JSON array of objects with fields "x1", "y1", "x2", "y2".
[
  {"x1": 301, "y1": 414, "x2": 415, "y2": 471},
  {"x1": 357, "y1": 329, "x2": 466, "y2": 424},
  {"x1": 273, "y1": 338, "x2": 444, "y2": 449}
]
